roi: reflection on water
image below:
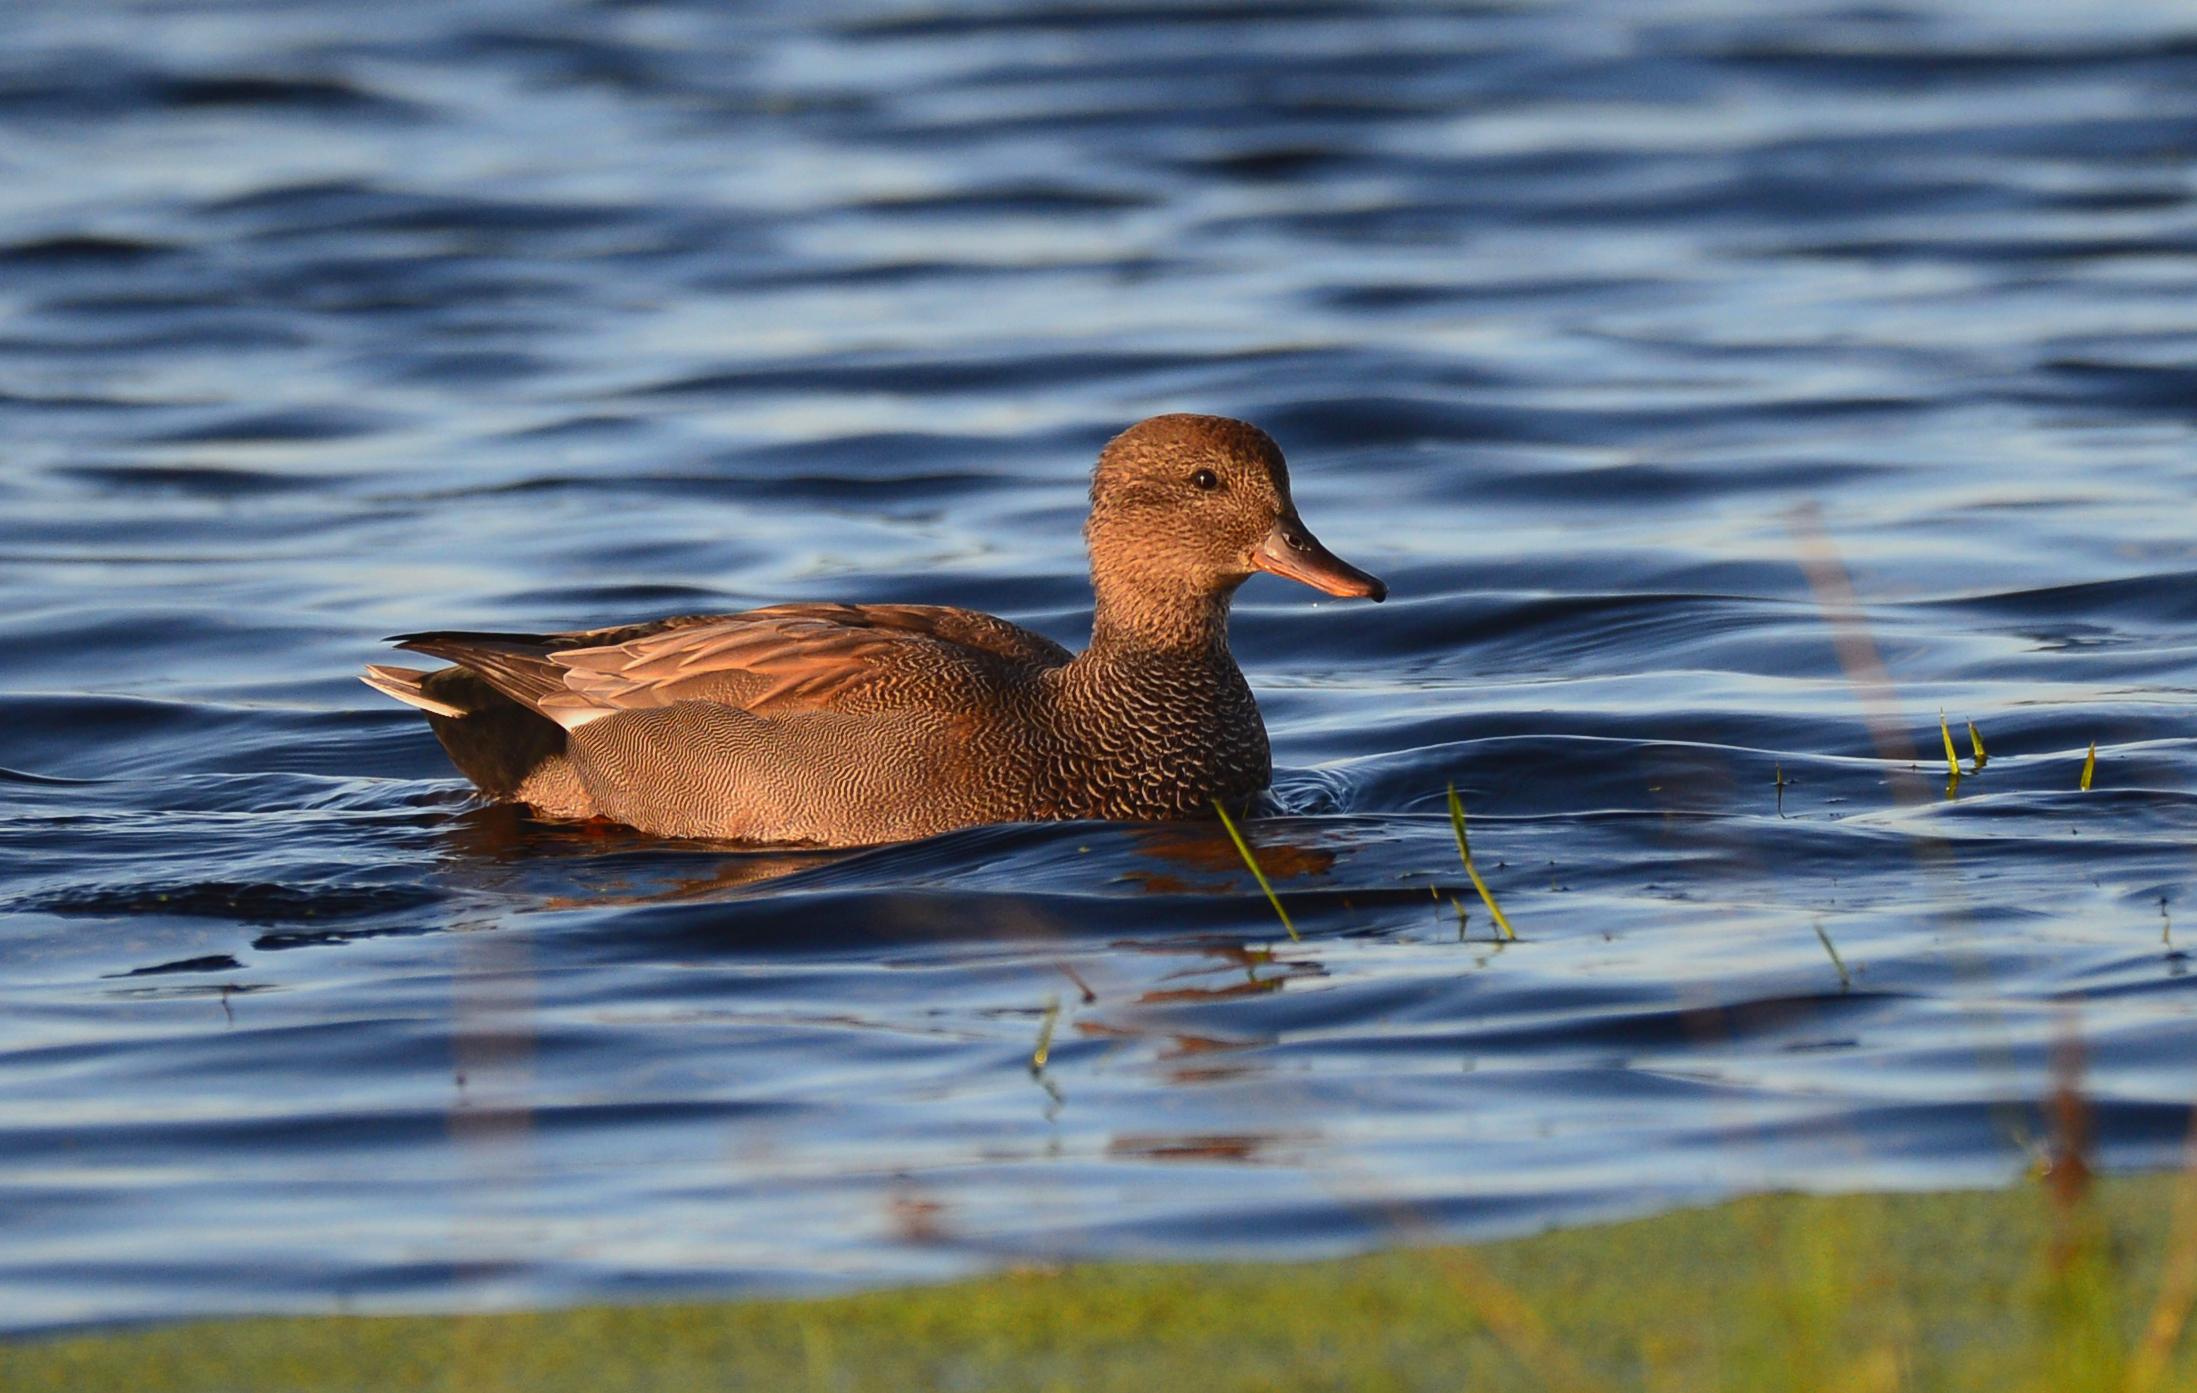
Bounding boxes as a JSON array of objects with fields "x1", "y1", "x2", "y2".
[
  {"x1": 4, "y1": 0, "x2": 2197, "y2": 1335},
  {"x1": 1134, "y1": 944, "x2": 1316, "y2": 1005},
  {"x1": 1107, "y1": 1133, "x2": 1295, "y2": 1165},
  {"x1": 449, "y1": 918, "x2": 537, "y2": 1300},
  {"x1": 1124, "y1": 824, "x2": 1340, "y2": 897}
]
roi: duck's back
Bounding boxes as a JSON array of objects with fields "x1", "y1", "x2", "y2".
[{"x1": 377, "y1": 604, "x2": 1077, "y2": 844}]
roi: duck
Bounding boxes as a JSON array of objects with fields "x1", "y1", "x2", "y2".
[{"x1": 361, "y1": 413, "x2": 1386, "y2": 846}]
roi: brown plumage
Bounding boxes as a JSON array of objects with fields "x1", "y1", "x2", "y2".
[{"x1": 362, "y1": 414, "x2": 1386, "y2": 846}]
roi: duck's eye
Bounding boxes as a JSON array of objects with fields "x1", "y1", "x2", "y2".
[{"x1": 1191, "y1": 468, "x2": 1220, "y2": 491}]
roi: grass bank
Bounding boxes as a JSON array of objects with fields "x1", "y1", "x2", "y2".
[{"x1": 9, "y1": 1171, "x2": 2197, "y2": 1393}]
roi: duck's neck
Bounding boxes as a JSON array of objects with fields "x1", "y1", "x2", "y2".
[
  {"x1": 1087, "y1": 578, "x2": 1236, "y2": 659},
  {"x1": 1049, "y1": 577, "x2": 1270, "y2": 817}
]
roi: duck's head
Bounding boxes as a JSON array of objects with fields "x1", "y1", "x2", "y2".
[{"x1": 1085, "y1": 415, "x2": 1385, "y2": 636}]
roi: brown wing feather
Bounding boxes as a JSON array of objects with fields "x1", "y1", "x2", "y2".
[
  {"x1": 761, "y1": 604, "x2": 1073, "y2": 668},
  {"x1": 395, "y1": 604, "x2": 1071, "y2": 725},
  {"x1": 550, "y1": 614, "x2": 904, "y2": 715},
  {"x1": 392, "y1": 632, "x2": 570, "y2": 709}
]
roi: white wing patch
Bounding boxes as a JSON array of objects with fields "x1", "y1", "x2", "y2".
[{"x1": 541, "y1": 702, "x2": 617, "y2": 732}]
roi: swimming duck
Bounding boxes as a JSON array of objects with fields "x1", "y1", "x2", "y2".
[{"x1": 363, "y1": 414, "x2": 1385, "y2": 845}]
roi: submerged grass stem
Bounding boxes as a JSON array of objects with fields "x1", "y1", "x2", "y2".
[
  {"x1": 1814, "y1": 922, "x2": 1851, "y2": 992},
  {"x1": 1212, "y1": 798, "x2": 1298, "y2": 942}
]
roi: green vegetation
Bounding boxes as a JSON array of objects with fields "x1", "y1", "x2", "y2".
[
  {"x1": 1211, "y1": 796, "x2": 1298, "y2": 941},
  {"x1": 12, "y1": 1171, "x2": 2197, "y2": 1393},
  {"x1": 1030, "y1": 993, "x2": 1061, "y2": 1072},
  {"x1": 1813, "y1": 921, "x2": 1851, "y2": 990},
  {"x1": 1447, "y1": 783, "x2": 1514, "y2": 940}
]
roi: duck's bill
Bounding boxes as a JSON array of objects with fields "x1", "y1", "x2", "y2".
[{"x1": 1253, "y1": 518, "x2": 1388, "y2": 601}]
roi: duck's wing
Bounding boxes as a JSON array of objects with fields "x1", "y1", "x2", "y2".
[
  {"x1": 741, "y1": 603, "x2": 1073, "y2": 670},
  {"x1": 392, "y1": 603, "x2": 1071, "y2": 731}
]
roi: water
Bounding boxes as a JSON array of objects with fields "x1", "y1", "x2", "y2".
[{"x1": 6, "y1": 0, "x2": 2197, "y2": 1333}]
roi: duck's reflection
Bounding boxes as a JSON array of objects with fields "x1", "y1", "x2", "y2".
[
  {"x1": 1106, "y1": 1132, "x2": 1299, "y2": 1164},
  {"x1": 431, "y1": 805, "x2": 1361, "y2": 1165},
  {"x1": 1154, "y1": 1034, "x2": 1271, "y2": 1087},
  {"x1": 1059, "y1": 940, "x2": 1323, "y2": 1095},
  {"x1": 431, "y1": 803, "x2": 1349, "y2": 910},
  {"x1": 1135, "y1": 943, "x2": 1323, "y2": 1003},
  {"x1": 1119, "y1": 823, "x2": 1338, "y2": 894}
]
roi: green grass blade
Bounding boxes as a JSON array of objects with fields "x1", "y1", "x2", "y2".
[
  {"x1": 1212, "y1": 798, "x2": 1298, "y2": 942},
  {"x1": 1029, "y1": 995, "x2": 1060, "y2": 1074},
  {"x1": 2081, "y1": 741, "x2": 2096, "y2": 792},
  {"x1": 1813, "y1": 922, "x2": 1851, "y2": 992},
  {"x1": 1447, "y1": 784, "x2": 1516, "y2": 940},
  {"x1": 1968, "y1": 720, "x2": 1987, "y2": 771}
]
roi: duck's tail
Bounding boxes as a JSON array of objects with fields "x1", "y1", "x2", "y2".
[
  {"x1": 362, "y1": 661, "x2": 575, "y2": 804},
  {"x1": 360, "y1": 664, "x2": 471, "y2": 719}
]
